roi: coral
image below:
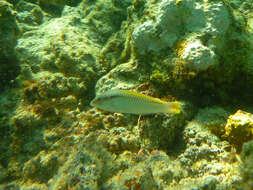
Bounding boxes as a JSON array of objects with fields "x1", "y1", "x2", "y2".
[
  {"x1": 127, "y1": 0, "x2": 253, "y2": 108},
  {"x1": 180, "y1": 37, "x2": 218, "y2": 71},
  {"x1": 21, "y1": 72, "x2": 86, "y2": 101},
  {"x1": 224, "y1": 110, "x2": 253, "y2": 151},
  {"x1": 247, "y1": 15, "x2": 253, "y2": 33},
  {"x1": 132, "y1": 0, "x2": 230, "y2": 61},
  {"x1": 132, "y1": 0, "x2": 182, "y2": 54},
  {"x1": 176, "y1": 118, "x2": 242, "y2": 189},
  {"x1": 0, "y1": 183, "x2": 20, "y2": 190},
  {"x1": 14, "y1": 0, "x2": 131, "y2": 96},
  {"x1": 125, "y1": 0, "x2": 253, "y2": 109},
  {"x1": 106, "y1": 163, "x2": 158, "y2": 190},
  {"x1": 132, "y1": 20, "x2": 162, "y2": 55},
  {"x1": 107, "y1": 127, "x2": 140, "y2": 153},
  {"x1": 106, "y1": 151, "x2": 186, "y2": 190},
  {"x1": 77, "y1": 109, "x2": 140, "y2": 154},
  {"x1": 10, "y1": 105, "x2": 48, "y2": 159},
  {"x1": 4, "y1": 71, "x2": 86, "y2": 182}
]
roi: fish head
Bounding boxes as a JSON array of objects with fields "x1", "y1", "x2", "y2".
[
  {"x1": 90, "y1": 94, "x2": 118, "y2": 112},
  {"x1": 90, "y1": 97, "x2": 103, "y2": 107}
]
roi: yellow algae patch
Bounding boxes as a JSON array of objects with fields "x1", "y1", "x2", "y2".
[
  {"x1": 224, "y1": 110, "x2": 253, "y2": 151},
  {"x1": 174, "y1": 39, "x2": 188, "y2": 57}
]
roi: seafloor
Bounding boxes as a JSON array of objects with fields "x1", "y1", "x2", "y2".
[{"x1": 0, "y1": 0, "x2": 253, "y2": 189}]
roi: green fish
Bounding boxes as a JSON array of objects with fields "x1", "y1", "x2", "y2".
[{"x1": 90, "y1": 89, "x2": 181, "y2": 115}]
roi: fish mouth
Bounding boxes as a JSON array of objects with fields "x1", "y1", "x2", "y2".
[
  {"x1": 90, "y1": 99, "x2": 96, "y2": 106},
  {"x1": 90, "y1": 98, "x2": 101, "y2": 106}
]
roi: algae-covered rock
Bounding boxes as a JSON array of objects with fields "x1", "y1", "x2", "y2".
[
  {"x1": 23, "y1": 150, "x2": 58, "y2": 183},
  {"x1": 21, "y1": 71, "x2": 86, "y2": 103},
  {"x1": 239, "y1": 140, "x2": 253, "y2": 190},
  {"x1": 0, "y1": 164, "x2": 7, "y2": 183},
  {"x1": 1, "y1": 0, "x2": 253, "y2": 189},
  {"x1": 224, "y1": 110, "x2": 253, "y2": 151},
  {"x1": 95, "y1": 62, "x2": 141, "y2": 94},
  {"x1": 15, "y1": 0, "x2": 132, "y2": 104},
  {"x1": 16, "y1": 0, "x2": 45, "y2": 29},
  {"x1": 195, "y1": 106, "x2": 230, "y2": 137},
  {"x1": 0, "y1": 0, "x2": 19, "y2": 57},
  {"x1": 139, "y1": 111, "x2": 186, "y2": 152},
  {"x1": 49, "y1": 134, "x2": 119, "y2": 190},
  {"x1": 39, "y1": 0, "x2": 81, "y2": 7},
  {"x1": 106, "y1": 151, "x2": 187, "y2": 190},
  {"x1": 0, "y1": 0, "x2": 20, "y2": 89},
  {"x1": 15, "y1": 11, "x2": 102, "y2": 79},
  {"x1": 0, "y1": 89, "x2": 19, "y2": 167}
]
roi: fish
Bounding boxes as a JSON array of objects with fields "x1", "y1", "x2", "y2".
[{"x1": 90, "y1": 89, "x2": 181, "y2": 115}]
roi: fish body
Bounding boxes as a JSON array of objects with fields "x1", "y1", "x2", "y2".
[{"x1": 90, "y1": 89, "x2": 181, "y2": 115}]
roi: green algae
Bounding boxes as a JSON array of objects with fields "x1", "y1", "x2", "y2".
[{"x1": 239, "y1": 140, "x2": 253, "y2": 190}]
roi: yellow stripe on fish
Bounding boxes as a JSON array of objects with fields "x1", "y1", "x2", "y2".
[{"x1": 90, "y1": 89, "x2": 181, "y2": 115}]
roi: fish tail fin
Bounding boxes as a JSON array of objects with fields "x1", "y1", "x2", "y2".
[{"x1": 165, "y1": 101, "x2": 181, "y2": 114}]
